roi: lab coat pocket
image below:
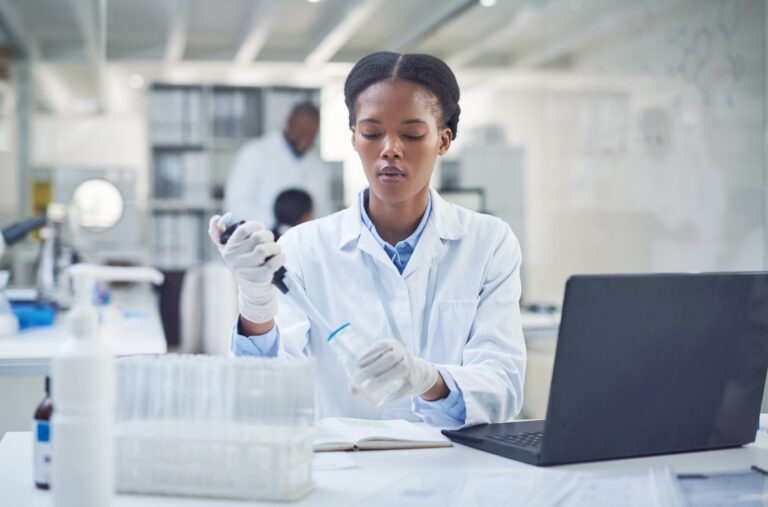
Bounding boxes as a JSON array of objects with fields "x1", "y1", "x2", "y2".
[{"x1": 433, "y1": 299, "x2": 479, "y2": 360}]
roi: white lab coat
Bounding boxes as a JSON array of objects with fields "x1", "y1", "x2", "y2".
[
  {"x1": 224, "y1": 131, "x2": 332, "y2": 226},
  {"x1": 274, "y1": 188, "x2": 526, "y2": 428}
]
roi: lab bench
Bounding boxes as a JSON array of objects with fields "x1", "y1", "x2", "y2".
[
  {"x1": 0, "y1": 284, "x2": 166, "y2": 438},
  {"x1": 0, "y1": 283, "x2": 167, "y2": 375},
  {"x1": 2, "y1": 418, "x2": 768, "y2": 506}
]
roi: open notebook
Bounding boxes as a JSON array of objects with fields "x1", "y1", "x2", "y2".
[{"x1": 314, "y1": 418, "x2": 453, "y2": 452}]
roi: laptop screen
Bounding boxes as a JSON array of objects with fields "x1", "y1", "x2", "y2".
[{"x1": 540, "y1": 273, "x2": 768, "y2": 464}]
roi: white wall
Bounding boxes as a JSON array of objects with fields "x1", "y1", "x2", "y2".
[
  {"x1": 320, "y1": 78, "x2": 366, "y2": 205},
  {"x1": 30, "y1": 113, "x2": 148, "y2": 201},
  {"x1": 0, "y1": 80, "x2": 19, "y2": 229},
  {"x1": 456, "y1": 0, "x2": 765, "y2": 305},
  {"x1": 0, "y1": 127, "x2": 18, "y2": 225}
]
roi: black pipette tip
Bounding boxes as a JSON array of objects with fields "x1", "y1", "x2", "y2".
[
  {"x1": 219, "y1": 220, "x2": 245, "y2": 245},
  {"x1": 272, "y1": 267, "x2": 289, "y2": 294},
  {"x1": 218, "y1": 219, "x2": 289, "y2": 294}
]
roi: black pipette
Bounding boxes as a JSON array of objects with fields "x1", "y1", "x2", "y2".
[
  {"x1": 218, "y1": 220, "x2": 290, "y2": 299},
  {"x1": 219, "y1": 220, "x2": 244, "y2": 246}
]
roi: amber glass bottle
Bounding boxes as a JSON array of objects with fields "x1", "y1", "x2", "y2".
[{"x1": 33, "y1": 376, "x2": 53, "y2": 490}]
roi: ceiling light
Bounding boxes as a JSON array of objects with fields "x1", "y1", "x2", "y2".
[
  {"x1": 307, "y1": 0, "x2": 321, "y2": 3},
  {"x1": 479, "y1": 0, "x2": 496, "y2": 6}
]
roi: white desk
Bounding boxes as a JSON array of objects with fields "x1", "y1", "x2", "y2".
[
  {"x1": 3, "y1": 420, "x2": 768, "y2": 506},
  {"x1": 0, "y1": 284, "x2": 167, "y2": 376}
]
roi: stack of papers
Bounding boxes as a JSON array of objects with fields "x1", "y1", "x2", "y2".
[
  {"x1": 677, "y1": 468, "x2": 768, "y2": 505},
  {"x1": 355, "y1": 468, "x2": 684, "y2": 507}
]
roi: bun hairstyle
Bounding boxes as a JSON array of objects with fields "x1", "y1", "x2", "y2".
[{"x1": 344, "y1": 51, "x2": 461, "y2": 140}]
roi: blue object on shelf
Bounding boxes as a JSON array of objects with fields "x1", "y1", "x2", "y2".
[
  {"x1": 11, "y1": 304, "x2": 55, "y2": 329},
  {"x1": 93, "y1": 283, "x2": 110, "y2": 306}
]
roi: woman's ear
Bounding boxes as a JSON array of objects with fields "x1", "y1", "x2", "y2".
[
  {"x1": 437, "y1": 127, "x2": 452, "y2": 156},
  {"x1": 350, "y1": 127, "x2": 357, "y2": 151}
]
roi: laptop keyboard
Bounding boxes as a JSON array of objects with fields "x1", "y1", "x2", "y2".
[{"x1": 488, "y1": 431, "x2": 544, "y2": 449}]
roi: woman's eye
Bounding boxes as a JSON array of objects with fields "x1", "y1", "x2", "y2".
[
  {"x1": 404, "y1": 135, "x2": 425, "y2": 141},
  {"x1": 361, "y1": 133, "x2": 381, "y2": 139}
]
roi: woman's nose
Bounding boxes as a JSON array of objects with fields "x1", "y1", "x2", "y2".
[{"x1": 380, "y1": 135, "x2": 402, "y2": 159}]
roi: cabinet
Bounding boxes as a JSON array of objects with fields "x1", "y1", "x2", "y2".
[{"x1": 147, "y1": 84, "x2": 320, "y2": 269}]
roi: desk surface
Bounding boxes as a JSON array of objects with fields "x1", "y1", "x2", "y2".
[
  {"x1": 0, "y1": 285, "x2": 166, "y2": 375},
  {"x1": 3, "y1": 418, "x2": 768, "y2": 507}
]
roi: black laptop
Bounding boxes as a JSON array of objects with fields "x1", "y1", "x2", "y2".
[{"x1": 442, "y1": 273, "x2": 768, "y2": 466}]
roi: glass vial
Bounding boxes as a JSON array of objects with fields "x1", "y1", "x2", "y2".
[
  {"x1": 327, "y1": 323, "x2": 403, "y2": 406},
  {"x1": 33, "y1": 376, "x2": 53, "y2": 490}
]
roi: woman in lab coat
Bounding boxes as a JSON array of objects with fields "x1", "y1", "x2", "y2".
[{"x1": 208, "y1": 52, "x2": 526, "y2": 429}]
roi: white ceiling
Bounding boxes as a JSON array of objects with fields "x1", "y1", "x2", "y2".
[
  {"x1": 0, "y1": 0, "x2": 678, "y2": 66},
  {"x1": 0, "y1": 0, "x2": 687, "y2": 113}
]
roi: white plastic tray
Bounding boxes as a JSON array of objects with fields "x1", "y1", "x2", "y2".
[{"x1": 115, "y1": 421, "x2": 314, "y2": 501}]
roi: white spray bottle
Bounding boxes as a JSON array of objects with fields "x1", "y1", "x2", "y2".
[{"x1": 51, "y1": 264, "x2": 163, "y2": 507}]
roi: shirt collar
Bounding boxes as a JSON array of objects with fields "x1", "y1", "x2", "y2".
[
  {"x1": 339, "y1": 187, "x2": 467, "y2": 249},
  {"x1": 358, "y1": 188, "x2": 432, "y2": 252},
  {"x1": 282, "y1": 132, "x2": 304, "y2": 161}
]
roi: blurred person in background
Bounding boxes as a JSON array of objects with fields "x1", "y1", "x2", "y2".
[
  {"x1": 271, "y1": 188, "x2": 314, "y2": 241},
  {"x1": 224, "y1": 102, "x2": 330, "y2": 227}
]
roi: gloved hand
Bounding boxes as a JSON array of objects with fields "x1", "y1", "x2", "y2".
[
  {"x1": 353, "y1": 339, "x2": 439, "y2": 404},
  {"x1": 208, "y1": 215, "x2": 285, "y2": 324}
]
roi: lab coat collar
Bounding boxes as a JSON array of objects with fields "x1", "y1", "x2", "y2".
[
  {"x1": 429, "y1": 187, "x2": 467, "y2": 241},
  {"x1": 339, "y1": 187, "x2": 468, "y2": 254}
]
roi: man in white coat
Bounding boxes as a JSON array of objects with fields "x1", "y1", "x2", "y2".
[{"x1": 224, "y1": 102, "x2": 331, "y2": 226}]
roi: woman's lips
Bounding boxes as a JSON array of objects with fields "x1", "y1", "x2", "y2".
[{"x1": 378, "y1": 166, "x2": 405, "y2": 184}]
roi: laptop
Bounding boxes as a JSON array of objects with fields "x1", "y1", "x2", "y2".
[{"x1": 442, "y1": 273, "x2": 768, "y2": 466}]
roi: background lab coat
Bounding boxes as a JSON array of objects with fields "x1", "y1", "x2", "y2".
[
  {"x1": 273, "y1": 188, "x2": 526, "y2": 428},
  {"x1": 224, "y1": 131, "x2": 332, "y2": 226}
]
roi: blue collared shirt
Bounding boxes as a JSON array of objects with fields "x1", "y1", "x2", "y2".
[
  {"x1": 358, "y1": 189, "x2": 466, "y2": 423},
  {"x1": 232, "y1": 188, "x2": 466, "y2": 425},
  {"x1": 358, "y1": 188, "x2": 431, "y2": 274}
]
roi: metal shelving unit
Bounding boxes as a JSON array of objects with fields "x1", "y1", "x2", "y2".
[{"x1": 147, "y1": 83, "x2": 319, "y2": 269}]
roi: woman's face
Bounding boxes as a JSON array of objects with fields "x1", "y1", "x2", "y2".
[{"x1": 351, "y1": 79, "x2": 452, "y2": 206}]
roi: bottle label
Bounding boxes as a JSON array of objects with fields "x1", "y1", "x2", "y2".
[{"x1": 33, "y1": 420, "x2": 52, "y2": 486}]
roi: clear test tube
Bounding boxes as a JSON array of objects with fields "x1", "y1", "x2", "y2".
[{"x1": 326, "y1": 323, "x2": 403, "y2": 406}]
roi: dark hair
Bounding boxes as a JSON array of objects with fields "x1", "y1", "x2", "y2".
[
  {"x1": 344, "y1": 51, "x2": 460, "y2": 139},
  {"x1": 289, "y1": 101, "x2": 320, "y2": 121},
  {"x1": 272, "y1": 188, "x2": 314, "y2": 238}
]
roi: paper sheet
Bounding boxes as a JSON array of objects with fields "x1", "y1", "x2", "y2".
[
  {"x1": 677, "y1": 469, "x2": 768, "y2": 505},
  {"x1": 354, "y1": 467, "x2": 684, "y2": 507},
  {"x1": 313, "y1": 452, "x2": 358, "y2": 471}
]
